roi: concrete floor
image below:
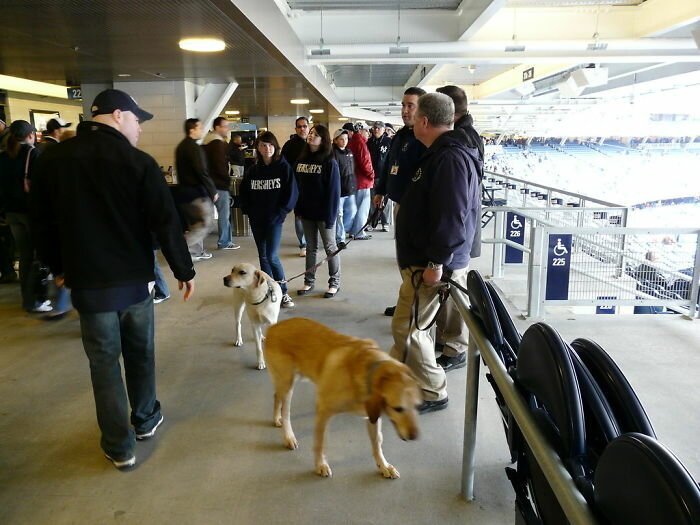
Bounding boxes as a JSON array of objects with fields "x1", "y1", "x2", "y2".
[{"x1": 1, "y1": 221, "x2": 698, "y2": 525}]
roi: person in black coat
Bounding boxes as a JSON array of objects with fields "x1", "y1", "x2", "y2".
[
  {"x1": 240, "y1": 131, "x2": 298, "y2": 308},
  {"x1": 331, "y1": 129, "x2": 356, "y2": 244},
  {"x1": 281, "y1": 116, "x2": 310, "y2": 257},
  {"x1": 367, "y1": 121, "x2": 393, "y2": 231}
]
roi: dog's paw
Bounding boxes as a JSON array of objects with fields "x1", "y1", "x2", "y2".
[
  {"x1": 284, "y1": 434, "x2": 298, "y2": 450},
  {"x1": 256, "y1": 361, "x2": 266, "y2": 370},
  {"x1": 274, "y1": 417, "x2": 282, "y2": 427},
  {"x1": 233, "y1": 338, "x2": 243, "y2": 347},
  {"x1": 316, "y1": 462, "x2": 333, "y2": 478},
  {"x1": 379, "y1": 464, "x2": 400, "y2": 479}
]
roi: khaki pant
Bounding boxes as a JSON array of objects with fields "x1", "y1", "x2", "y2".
[
  {"x1": 436, "y1": 270, "x2": 469, "y2": 357},
  {"x1": 389, "y1": 266, "x2": 467, "y2": 401}
]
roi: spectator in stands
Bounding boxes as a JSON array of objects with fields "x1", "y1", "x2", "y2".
[
  {"x1": 281, "y1": 117, "x2": 310, "y2": 257},
  {"x1": 175, "y1": 118, "x2": 218, "y2": 261},
  {"x1": 346, "y1": 121, "x2": 375, "y2": 240},
  {"x1": 294, "y1": 124, "x2": 341, "y2": 298},
  {"x1": 367, "y1": 121, "x2": 393, "y2": 232},
  {"x1": 332, "y1": 129, "x2": 356, "y2": 245},
  {"x1": 373, "y1": 86, "x2": 427, "y2": 316},
  {"x1": 389, "y1": 92, "x2": 481, "y2": 413},
  {"x1": 203, "y1": 117, "x2": 240, "y2": 251},
  {"x1": 0, "y1": 120, "x2": 51, "y2": 312},
  {"x1": 240, "y1": 131, "x2": 298, "y2": 308}
]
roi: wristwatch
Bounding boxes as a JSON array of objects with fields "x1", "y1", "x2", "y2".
[{"x1": 427, "y1": 261, "x2": 443, "y2": 271}]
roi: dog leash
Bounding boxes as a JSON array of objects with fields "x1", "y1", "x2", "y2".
[
  {"x1": 248, "y1": 281, "x2": 278, "y2": 306},
  {"x1": 279, "y1": 199, "x2": 387, "y2": 285}
]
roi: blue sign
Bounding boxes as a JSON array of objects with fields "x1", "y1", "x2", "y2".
[
  {"x1": 596, "y1": 296, "x2": 617, "y2": 314},
  {"x1": 505, "y1": 212, "x2": 525, "y2": 264},
  {"x1": 545, "y1": 234, "x2": 572, "y2": 300}
]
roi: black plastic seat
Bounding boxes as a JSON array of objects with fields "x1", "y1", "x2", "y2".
[
  {"x1": 595, "y1": 433, "x2": 700, "y2": 525},
  {"x1": 484, "y1": 280, "x2": 521, "y2": 360},
  {"x1": 570, "y1": 338, "x2": 656, "y2": 438}
]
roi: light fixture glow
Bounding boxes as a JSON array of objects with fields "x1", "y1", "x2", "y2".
[
  {"x1": 0, "y1": 74, "x2": 68, "y2": 99},
  {"x1": 117, "y1": 73, "x2": 131, "y2": 78},
  {"x1": 309, "y1": 109, "x2": 324, "y2": 114},
  {"x1": 178, "y1": 38, "x2": 225, "y2": 52},
  {"x1": 225, "y1": 110, "x2": 240, "y2": 115},
  {"x1": 290, "y1": 98, "x2": 310, "y2": 105},
  {"x1": 338, "y1": 117, "x2": 349, "y2": 121}
]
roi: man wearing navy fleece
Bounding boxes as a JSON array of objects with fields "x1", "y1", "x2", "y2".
[{"x1": 389, "y1": 92, "x2": 481, "y2": 414}]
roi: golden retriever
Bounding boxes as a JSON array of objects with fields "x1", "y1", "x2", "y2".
[
  {"x1": 264, "y1": 317, "x2": 422, "y2": 479},
  {"x1": 223, "y1": 263, "x2": 282, "y2": 370}
]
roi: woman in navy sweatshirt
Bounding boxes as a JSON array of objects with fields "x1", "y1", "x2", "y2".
[
  {"x1": 240, "y1": 131, "x2": 298, "y2": 308},
  {"x1": 294, "y1": 124, "x2": 341, "y2": 298}
]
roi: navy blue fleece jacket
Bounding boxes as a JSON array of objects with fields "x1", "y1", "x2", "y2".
[
  {"x1": 293, "y1": 152, "x2": 340, "y2": 229},
  {"x1": 395, "y1": 130, "x2": 481, "y2": 271},
  {"x1": 240, "y1": 156, "x2": 298, "y2": 226}
]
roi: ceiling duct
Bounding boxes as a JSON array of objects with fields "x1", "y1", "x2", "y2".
[{"x1": 693, "y1": 29, "x2": 700, "y2": 50}]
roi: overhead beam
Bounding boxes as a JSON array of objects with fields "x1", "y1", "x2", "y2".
[
  {"x1": 458, "y1": 0, "x2": 507, "y2": 40},
  {"x1": 475, "y1": 64, "x2": 573, "y2": 99},
  {"x1": 635, "y1": 0, "x2": 700, "y2": 37}
]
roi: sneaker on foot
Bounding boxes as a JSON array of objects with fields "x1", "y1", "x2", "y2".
[
  {"x1": 281, "y1": 294, "x2": 295, "y2": 308},
  {"x1": 417, "y1": 397, "x2": 449, "y2": 414},
  {"x1": 381, "y1": 225, "x2": 390, "y2": 232},
  {"x1": 104, "y1": 453, "x2": 136, "y2": 469},
  {"x1": 153, "y1": 293, "x2": 170, "y2": 304},
  {"x1": 299, "y1": 247, "x2": 307, "y2": 257},
  {"x1": 219, "y1": 242, "x2": 240, "y2": 250},
  {"x1": 29, "y1": 300, "x2": 53, "y2": 313},
  {"x1": 384, "y1": 305, "x2": 396, "y2": 317},
  {"x1": 192, "y1": 251, "x2": 213, "y2": 261},
  {"x1": 436, "y1": 352, "x2": 466, "y2": 372},
  {"x1": 136, "y1": 415, "x2": 164, "y2": 440}
]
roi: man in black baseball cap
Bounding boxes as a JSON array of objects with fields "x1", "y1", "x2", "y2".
[
  {"x1": 31, "y1": 87, "x2": 194, "y2": 469},
  {"x1": 40, "y1": 118, "x2": 72, "y2": 152},
  {"x1": 91, "y1": 88, "x2": 154, "y2": 123}
]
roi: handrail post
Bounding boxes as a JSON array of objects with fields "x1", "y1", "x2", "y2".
[
  {"x1": 461, "y1": 333, "x2": 481, "y2": 501},
  {"x1": 492, "y1": 210, "x2": 505, "y2": 278},
  {"x1": 687, "y1": 235, "x2": 700, "y2": 319},
  {"x1": 528, "y1": 226, "x2": 546, "y2": 318}
]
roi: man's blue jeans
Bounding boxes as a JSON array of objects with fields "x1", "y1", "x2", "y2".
[
  {"x1": 336, "y1": 196, "x2": 357, "y2": 244},
  {"x1": 350, "y1": 188, "x2": 372, "y2": 237},
  {"x1": 79, "y1": 294, "x2": 161, "y2": 460},
  {"x1": 215, "y1": 189, "x2": 232, "y2": 248},
  {"x1": 251, "y1": 221, "x2": 288, "y2": 294}
]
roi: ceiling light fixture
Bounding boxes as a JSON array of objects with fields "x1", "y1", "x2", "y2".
[
  {"x1": 338, "y1": 117, "x2": 349, "y2": 121},
  {"x1": 505, "y1": 9, "x2": 525, "y2": 52},
  {"x1": 311, "y1": 7, "x2": 330, "y2": 56},
  {"x1": 468, "y1": 65, "x2": 476, "y2": 74},
  {"x1": 225, "y1": 110, "x2": 240, "y2": 115},
  {"x1": 310, "y1": 109, "x2": 324, "y2": 114},
  {"x1": 587, "y1": 5, "x2": 608, "y2": 51},
  {"x1": 117, "y1": 73, "x2": 131, "y2": 78},
  {"x1": 178, "y1": 38, "x2": 225, "y2": 52},
  {"x1": 290, "y1": 98, "x2": 310, "y2": 105}
]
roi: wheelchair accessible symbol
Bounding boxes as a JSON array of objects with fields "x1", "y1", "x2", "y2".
[
  {"x1": 510, "y1": 216, "x2": 523, "y2": 230},
  {"x1": 553, "y1": 238, "x2": 569, "y2": 256}
]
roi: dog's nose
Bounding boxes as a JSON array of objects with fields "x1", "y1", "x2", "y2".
[
  {"x1": 223, "y1": 276, "x2": 230, "y2": 287},
  {"x1": 407, "y1": 427, "x2": 419, "y2": 441}
]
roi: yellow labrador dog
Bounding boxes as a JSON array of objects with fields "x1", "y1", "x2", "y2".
[
  {"x1": 265, "y1": 317, "x2": 422, "y2": 479},
  {"x1": 223, "y1": 263, "x2": 282, "y2": 370}
]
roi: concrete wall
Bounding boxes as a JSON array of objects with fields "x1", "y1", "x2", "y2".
[{"x1": 267, "y1": 116, "x2": 297, "y2": 148}]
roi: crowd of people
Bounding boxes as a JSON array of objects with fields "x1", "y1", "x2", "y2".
[{"x1": 0, "y1": 85, "x2": 484, "y2": 469}]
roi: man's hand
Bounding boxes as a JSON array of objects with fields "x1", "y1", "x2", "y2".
[
  {"x1": 422, "y1": 267, "x2": 443, "y2": 286},
  {"x1": 373, "y1": 194, "x2": 384, "y2": 207},
  {"x1": 178, "y1": 279, "x2": 195, "y2": 301},
  {"x1": 213, "y1": 193, "x2": 219, "y2": 203},
  {"x1": 55, "y1": 275, "x2": 65, "y2": 287}
]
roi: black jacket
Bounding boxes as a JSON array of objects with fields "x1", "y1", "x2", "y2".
[
  {"x1": 175, "y1": 136, "x2": 217, "y2": 200},
  {"x1": 374, "y1": 126, "x2": 426, "y2": 204},
  {"x1": 202, "y1": 135, "x2": 230, "y2": 190},
  {"x1": 367, "y1": 133, "x2": 392, "y2": 184},
  {"x1": 454, "y1": 113, "x2": 484, "y2": 180},
  {"x1": 396, "y1": 130, "x2": 481, "y2": 271},
  {"x1": 281, "y1": 134, "x2": 307, "y2": 165},
  {"x1": 240, "y1": 157, "x2": 298, "y2": 226},
  {"x1": 31, "y1": 121, "x2": 195, "y2": 289},
  {"x1": 332, "y1": 146, "x2": 356, "y2": 197},
  {"x1": 0, "y1": 144, "x2": 39, "y2": 213},
  {"x1": 294, "y1": 152, "x2": 340, "y2": 229}
]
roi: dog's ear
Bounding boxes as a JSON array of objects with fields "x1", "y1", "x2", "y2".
[
  {"x1": 254, "y1": 270, "x2": 266, "y2": 288},
  {"x1": 365, "y1": 393, "x2": 384, "y2": 423}
]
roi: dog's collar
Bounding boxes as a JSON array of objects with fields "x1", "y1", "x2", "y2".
[
  {"x1": 366, "y1": 360, "x2": 387, "y2": 395},
  {"x1": 249, "y1": 281, "x2": 278, "y2": 306}
]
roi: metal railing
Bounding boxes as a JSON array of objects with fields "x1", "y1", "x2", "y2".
[{"x1": 451, "y1": 287, "x2": 598, "y2": 525}]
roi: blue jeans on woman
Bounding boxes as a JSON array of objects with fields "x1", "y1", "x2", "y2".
[
  {"x1": 294, "y1": 215, "x2": 306, "y2": 249},
  {"x1": 251, "y1": 221, "x2": 288, "y2": 295},
  {"x1": 79, "y1": 294, "x2": 162, "y2": 460}
]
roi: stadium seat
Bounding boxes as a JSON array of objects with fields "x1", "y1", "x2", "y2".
[{"x1": 594, "y1": 433, "x2": 700, "y2": 525}]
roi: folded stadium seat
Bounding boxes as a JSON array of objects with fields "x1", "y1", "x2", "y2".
[
  {"x1": 466, "y1": 270, "x2": 519, "y2": 462},
  {"x1": 484, "y1": 280, "x2": 522, "y2": 356},
  {"x1": 594, "y1": 433, "x2": 700, "y2": 525},
  {"x1": 570, "y1": 339, "x2": 656, "y2": 438},
  {"x1": 481, "y1": 185, "x2": 508, "y2": 228}
]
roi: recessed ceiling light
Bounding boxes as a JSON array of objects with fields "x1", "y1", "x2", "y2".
[
  {"x1": 117, "y1": 73, "x2": 131, "y2": 78},
  {"x1": 225, "y1": 110, "x2": 240, "y2": 115},
  {"x1": 309, "y1": 109, "x2": 324, "y2": 114},
  {"x1": 178, "y1": 38, "x2": 225, "y2": 52},
  {"x1": 290, "y1": 98, "x2": 310, "y2": 105},
  {"x1": 338, "y1": 117, "x2": 349, "y2": 121}
]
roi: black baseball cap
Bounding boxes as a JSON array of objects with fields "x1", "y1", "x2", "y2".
[
  {"x1": 90, "y1": 89, "x2": 154, "y2": 122},
  {"x1": 9, "y1": 120, "x2": 36, "y2": 138},
  {"x1": 341, "y1": 122, "x2": 355, "y2": 132},
  {"x1": 46, "y1": 118, "x2": 72, "y2": 133}
]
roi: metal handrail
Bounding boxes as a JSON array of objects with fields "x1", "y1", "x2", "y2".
[
  {"x1": 451, "y1": 287, "x2": 598, "y2": 525},
  {"x1": 485, "y1": 170, "x2": 626, "y2": 208}
]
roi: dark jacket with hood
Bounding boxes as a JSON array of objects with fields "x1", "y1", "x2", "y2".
[
  {"x1": 30, "y1": 121, "x2": 195, "y2": 290},
  {"x1": 202, "y1": 132, "x2": 230, "y2": 190},
  {"x1": 454, "y1": 113, "x2": 484, "y2": 257},
  {"x1": 0, "y1": 143, "x2": 39, "y2": 213},
  {"x1": 375, "y1": 125, "x2": 426, "y2": 204},
  {"x1": 175, "y1": 136, "x2": 217, "y2": 200},
  {"x1": 332, "y1": 145, "x2": 356, "y2": 197},
  {"x1": 281, "y1": 134, "x2": 307, "y2": 165},
  {"x1": 367, "y1": 133, "x2": 392, "y2": 184},
  {"x1": 396, "y1": 130, "x2": 481, "y2": 272},
  {"x1": 294, "y1": 151, "x2": 340, "y2": 229},
  {"x1": 240, "y1": 156, "x2": 298, "y2": 226}
]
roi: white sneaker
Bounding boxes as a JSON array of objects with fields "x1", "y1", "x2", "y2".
[
  {"x1": 136, "y1": 415, "x2": 164, "y2": 440},
  {"x1": 30, "y1": 300, "x2": 53, "y2": 313},
  {"x1": 219, "y1": 243, "x2": 240, "y2": 250},
  {"x1": 104, "y1": 453, "x2": 136, "y2": 469},
  {"x1": 299, "y1": 247, "x2": 306, "y2": 257},
  {"x1": 192, "y1": 251, "x2": 213, "y2": 261},
  {"x1": 281, "y1": 294, "x2": 295, "y2": 308}
]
